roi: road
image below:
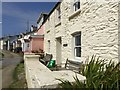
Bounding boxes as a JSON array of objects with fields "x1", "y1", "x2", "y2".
[
  {"x1": 2, "y1": 57, "x2": 22, "y2": 68},
  {"x1": 0, "y1": 55, "x2": 22, "y2": 89}
]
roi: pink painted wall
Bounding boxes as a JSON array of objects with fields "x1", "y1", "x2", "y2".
[
  {"x1": 37, "y1": 24, "x2": 44, "y2": 35},
  {"x1": 29, "y1": 24, "x2": 44, "y2": 52},
  {"x1": 30, "y1": 38, "x2": 44, "y2": 51}
]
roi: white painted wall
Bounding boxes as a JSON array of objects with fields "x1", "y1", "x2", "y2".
[
  {"x1": 44, "y1": 0, "x2": 119, "y2": 65},
  {"x1": 0, "y1": 40, "x2": 3, "y2": 50}
]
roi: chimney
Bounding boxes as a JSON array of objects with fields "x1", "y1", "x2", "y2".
[{"x1": 30, "y1": 25, "x2": 37, "y2": 32}]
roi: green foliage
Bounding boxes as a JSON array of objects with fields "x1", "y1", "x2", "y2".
[
  {"x1": 57, "y1": 77, "x2": 85, "y2": 90},
  {"x1": 13, "y1": 62, "x2": 24, "y2": 80},
  {"x1": 9, "y1": 62, "x2": 27, "y2": 88},
  {"x1": 58, "y1": 55, "x2": 120, "y2": 90}
]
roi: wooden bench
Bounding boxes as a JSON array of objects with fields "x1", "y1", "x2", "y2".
[
  {"x1": 51, "y1": 58, "x2": 83, "y2": 73},
  {"x1": 64, "y1": 58, "x2": 83, "y2": 73}
]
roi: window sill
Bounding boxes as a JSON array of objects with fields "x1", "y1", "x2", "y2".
[
  {"x1": 55, "y1": 22, "x2": 61, "y2": 27},
  {"x1": 69, "y1": 9, "x2": 81, "y2": 20}
]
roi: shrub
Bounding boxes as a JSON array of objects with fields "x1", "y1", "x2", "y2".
[{"x1": 58, "y1": 55, "x2": 120, "y2": 90}]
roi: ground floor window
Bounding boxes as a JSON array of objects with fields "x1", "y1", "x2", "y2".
[{"x1": 73, "y1": 32, "x2": 81, "y2": 59}]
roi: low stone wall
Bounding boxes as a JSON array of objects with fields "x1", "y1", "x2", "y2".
[
  {"x1": 24, "y1": 54, "x2": 86, "y2": 88},
  {"x1": 24, "y1": 54, "x2": 40, "y2": 88}
]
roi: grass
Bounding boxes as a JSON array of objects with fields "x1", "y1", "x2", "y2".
[
  {"x1": 58, "y1": 55, "x2": 120, "y2": 90},
  {"x1": 9, "y1": 60, "x2": 27, "y2": 88}
]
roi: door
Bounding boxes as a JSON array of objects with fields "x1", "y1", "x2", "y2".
[{"x1": 56, "y1": 37, "x2": 62, "y2": 65}]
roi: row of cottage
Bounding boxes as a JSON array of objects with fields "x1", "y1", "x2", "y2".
[
  {"x1": 1, "y1": 0, "x2": 120, "y2": 65},
  {"x1": 0, "y1": 13, "x2": 47, "y2": 53}
]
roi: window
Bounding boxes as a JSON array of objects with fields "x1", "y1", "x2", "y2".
[
  {"x1": 57, "y1": 6, "x2": 61, "y2": 22},
  {"x1": 74, "y1": 33, "x2": 81, "y2": 58},
  {"x1": 48, "y1": 17, "x2": 50, "y2": 27},
  {"x1": 73, "y1": 0, "x2": 80, "y2": 11}
]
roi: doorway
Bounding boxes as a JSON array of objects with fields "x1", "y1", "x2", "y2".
[{"x1": 56, "y1": 37, "x2": 62, "y2": 65}]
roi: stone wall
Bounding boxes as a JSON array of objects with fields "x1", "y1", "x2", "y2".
[
  {"x1": 24, "y1": 54, "x2": 86, "y2": 88},
  {"x1": 44, "y1": 0, "x2": 119, "y2": 65}
]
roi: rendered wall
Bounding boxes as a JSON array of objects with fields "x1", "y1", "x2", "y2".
[{"x1": 30, "y1": 38, "x2": 44, "y2": 51}]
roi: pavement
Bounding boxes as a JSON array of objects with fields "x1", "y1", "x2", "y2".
[{"x1": 0, "y1": 53, "x2": 22, "y2": 89}]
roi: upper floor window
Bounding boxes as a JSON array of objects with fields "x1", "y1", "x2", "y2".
[
  {"x1": 47, "y1": 17, "x2": 50, "y2": 27},
  {"x1": 73, "y1": 0, "x2": 80, "y2": 11},
  {"x1": 56, "y1": 5, "x2": 61, "y2": 22}
]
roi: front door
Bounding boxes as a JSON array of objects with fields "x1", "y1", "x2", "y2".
[{"x1": 56, "y1": 37, "x2": 62, "y2": 65}]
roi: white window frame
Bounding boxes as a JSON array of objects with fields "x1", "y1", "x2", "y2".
[
  {"x1": 73, "y1": 33, "x2": 81, "y2": 60},
  {"x1": 73, "y1": 0, "x2": 80, "y2": 12}
]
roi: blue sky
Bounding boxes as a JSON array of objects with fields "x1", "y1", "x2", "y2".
[
  {"x1": 2, "y1": 2, "x2": 57, "y2": 37},
  {"x1": 0, "y1": 1, "x2": 2, "y2": 37}
]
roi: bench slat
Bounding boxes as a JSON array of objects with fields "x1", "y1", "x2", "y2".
[{"x1": 65, "y1": 59, "x2": 83, "y2": 73}]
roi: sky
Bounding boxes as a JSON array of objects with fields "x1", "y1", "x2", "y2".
[
  {"x1": 0, "y1": 1, "x2": 2, "y2": 37},
  {"x1": 2, "y1": 1, "x2": 57, "y2": 37}
]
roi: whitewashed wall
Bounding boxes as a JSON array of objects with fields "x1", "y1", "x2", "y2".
[{"x1": 44, "y1": 0, "x2": 119, "y2": 65}]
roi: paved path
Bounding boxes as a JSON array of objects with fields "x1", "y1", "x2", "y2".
[{"x1": 0, "y1": 55, "x2": 22, "y2": 89}]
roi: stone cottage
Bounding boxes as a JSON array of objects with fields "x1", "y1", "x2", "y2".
[{"x1": 44, "y1": 0, "x2": 120, "y2": 66}]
